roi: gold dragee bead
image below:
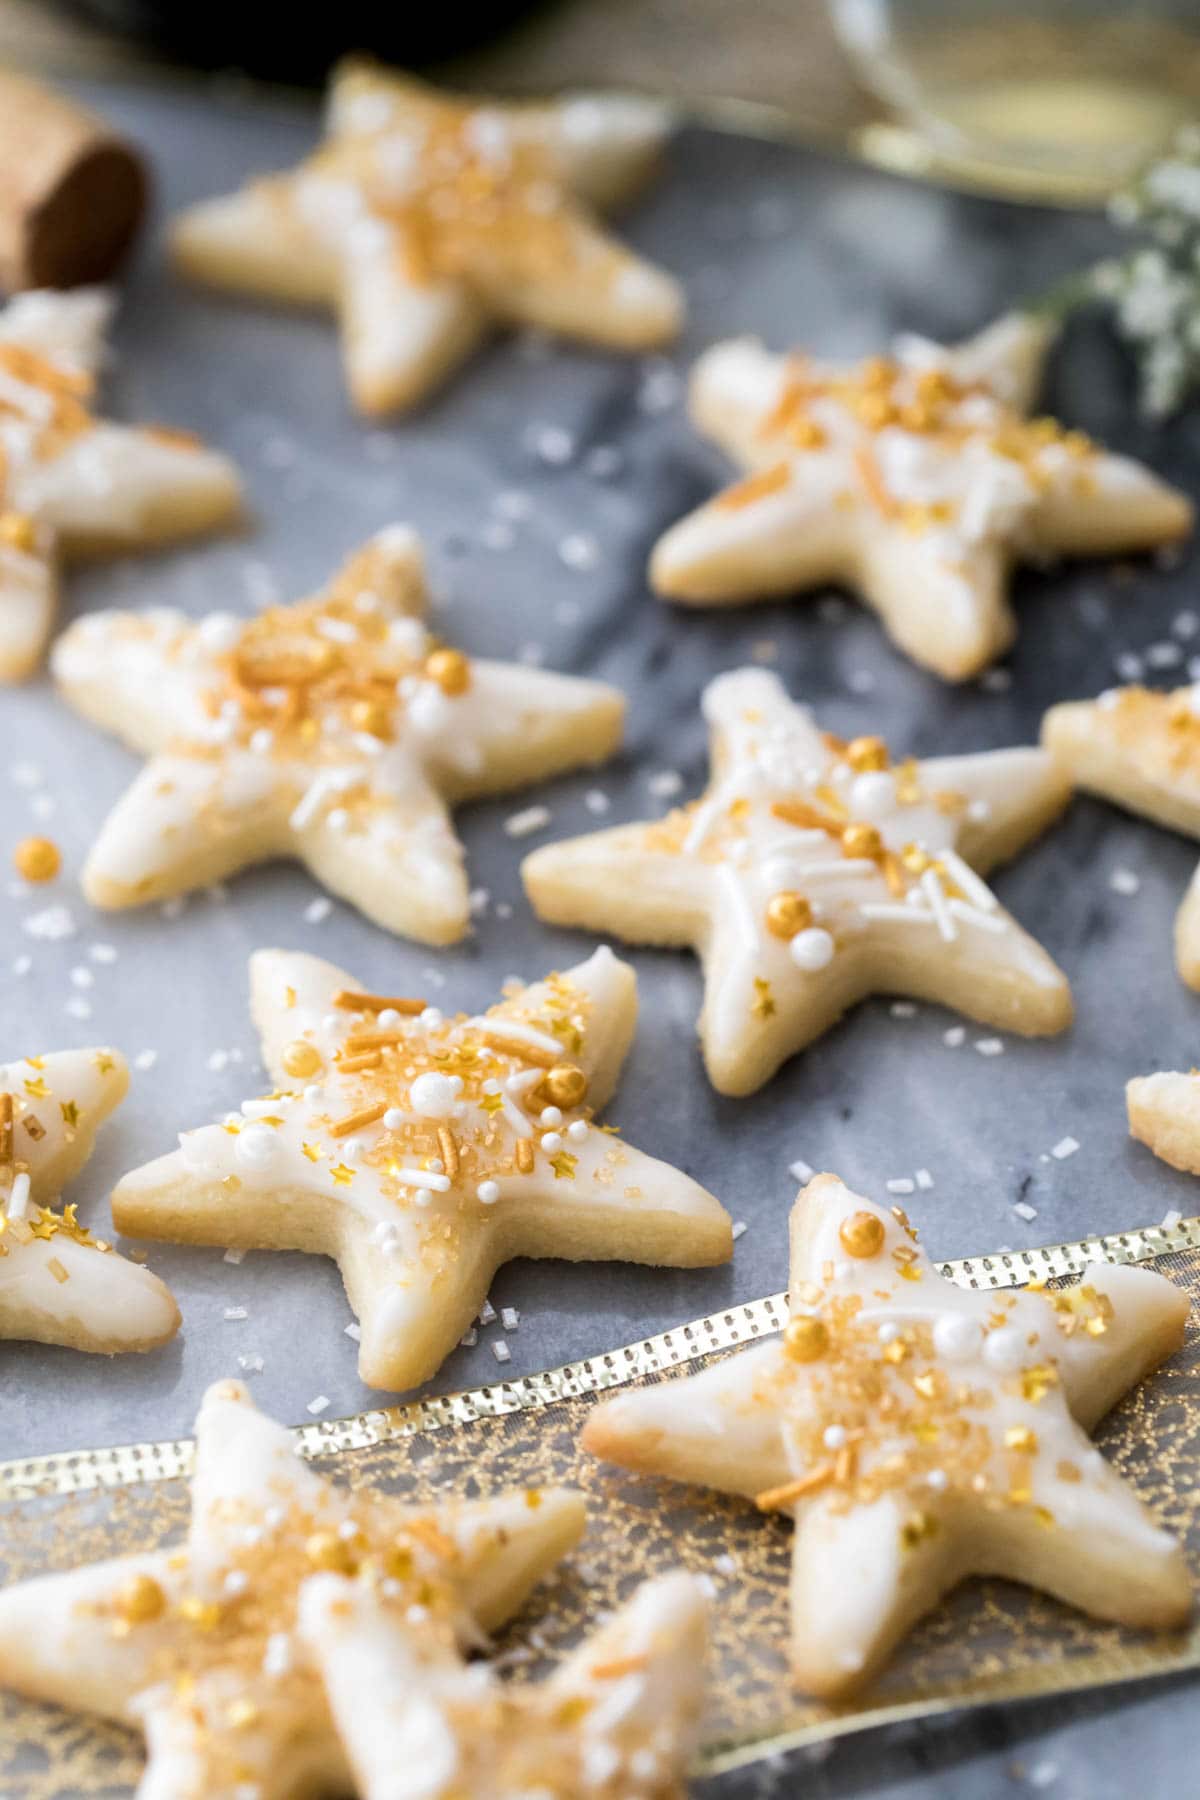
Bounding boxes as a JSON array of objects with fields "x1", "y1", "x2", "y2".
[
  {"x1": 845, "y1": 735, "x2": 889, "y2": 774},
  {"x1": 351, "y1": 698, "x2": 393, "y2": 739},
  {"x1": 115, "y1": 1573, "x2": 166, "y2": 1625},
  {"x1": 764, "y1": 891, "x2": 812, "y2": 939},
  {"x1": 305, "y1": 1530, "x2": 358, "y2": 1574},
  {"x1": 838, "y1": 1210, "x2": 886, "y2": 1259},
  {"x1": 900, "y1": 844, "x2": 931, "y2": 875},
  {"x1": 542, "y1": 1063, "x2": 588, "y2": 1108},
  {"x1": 0, "y1": 510, "x2": 37, "y2": 554},
  {"x1": 282, "y1": 1039, "x2": 322, "y2": 1080},
  {"x1": 13, "y1": 836, "x2": 61, "y2": 883},
  {"x1": 426, "y1": 647, "x2": 471, "y2": 696},
  {"x1": 841, "y1": 822, "x2": 882, "y2": 860},
  {"x1": 783, "y1": 1316, "x2": 829, "y2": 1362}
]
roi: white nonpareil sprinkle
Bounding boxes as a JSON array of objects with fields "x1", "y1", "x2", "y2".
[
  {"x1": 344, "y1": 1322, "x2": 361, "y2": 1341},
  {"x1": 943, "y1": 1026, "x2": 966, "y2": 1047},
  {"x1": 889, "y1": 1001, "x2": 918, "y2": 1018},
  {"x1": 980, "y1": 667, "x2": 1012, "y2": 693},
  {"x1": 1050, "y1": 1136, "x2": 1080, "y2": 1160},
  {"x1": 788, "y1": 1158, "x2": 814, "y2": 1183},
  {"x1": 12, "y1": 955, "x2": 31, "y2": 977},
  {"x1": 491, "y1": 1340, "x2": 511, "y2": 1363},
  {"x1": 224, "y1": 1306, "x2": 249, "y2": 1322},
  {"x1": 223, "y1": 1247, "x2": 246, "y2": 1265},
  {"x1": 885, "y1": 1177, "x2": 915, "y2": 1195},
  {"x1": 236, "y1": 1354, "x2": 264, "y2": 1374},
  {"x1": 89, "y1": 942, "x2": 118, "y2": 964},
  {"x1": 528, "y1": 423, "x2": 575, "y2": 465},
  {"x1": 559, "y1": 532, "x2": 600, "y2": 571},
  {"x1": 1013, "y1": 1201, "x2": 1038, "y2": 1221},
  {"x1": 731, "y1": 1220, "x2": 747, "y2": 1240},
  {"x1": 64, "y1": 996, "x2": 92, "y2": 1020},
  {"x1": 915, "y1": 1168, "x2": 934, "y2": 1190},
  {"x1": 647, "y1": 769, "x2": 684, "y2": 798},
  {"x1": 500, "y1": 1306, "x2": 520, "y2": 1330},
  {"x1": 478, "y1": 1299, "x2": 497, "y2": 1326},
  {"x1": 503, "y1": 805, "x2": 551, "y2": 838},
  {"x1": 133, "y1": 1049, "x2": 158, "y2": 1071},
  {"x1": 306, "y1": 1395, "x2": 330, "y2": 1416},
  {"x1": 1109, "y1": 867, "x2": 1141, "y2": 895},
  {"x1": 1114, "y1": 651, "x2": 1144, "y2": 682},
  {"x1": 23, "y1": 904, "x2": 76, "y2": 941},
  {"x1": 459, "y1": 1327, "x2": 478, "y2": 1347},
  {"x1": 974, "y1": 1037, "x2": 1004, "y2": 1057},
  {"x1": 304, "y1": 897, "x2": 333, "y2": 924},
  {"x1": 584, "y1": 788, "x2": 610, "y2": 815}
]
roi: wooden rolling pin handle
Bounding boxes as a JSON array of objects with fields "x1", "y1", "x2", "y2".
[{"x1": 0, "y1": 74, "x2": 148, "y2": 292}]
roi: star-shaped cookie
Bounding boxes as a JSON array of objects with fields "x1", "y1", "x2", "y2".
[
  {"x1": 649, "y1": 313, "x2": 1191, "y2": 681},
  {"x1": 524, "y1": 667, "x2": 1073, "y2": 1096},
  {"x1": 0, "y1": 1046, "x2": 179, "y2": 1353},
  {"x1": 300, "y1": 1569, "x2": 706, "y2": 1800},
  {"x1": 52, "y1": 525, "x2": 624, "y2": 943},
  {"x1": 1128, "y1": 1066, "x2": 1200, "y2": 1175},
  {"x1": 1043, "y1": 682, "x2": 1200, "y2": 989},
  {"x1": 112, "y1": 943, "x2": 733, "y2": 1389},
  {"x1": 172, "y1": 59, "x2": 684, "y2": 416},
  {"x1": 583, "y1": 1174, "x2": 1191, "y2": 1699},
  {"x1": 0, "y1": 1378, "x2": 586, "y2": 1797},
  {"x1": 0, "y1": 286, "x2": 242, "y2": 681}
]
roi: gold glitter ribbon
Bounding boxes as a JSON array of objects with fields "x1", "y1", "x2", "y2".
[{"x1": 3, "y1": 1211, "x2": 1199, "y2": 1791}]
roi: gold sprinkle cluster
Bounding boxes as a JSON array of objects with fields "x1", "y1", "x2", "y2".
[{"x1": 716, "y1": 351, "x2": 1098, "y2": 530}]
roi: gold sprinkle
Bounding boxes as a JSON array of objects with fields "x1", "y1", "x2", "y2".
[
  {"x1": 783, "y1": 1316, "x2": 829, "y2": 1362},
  {"x1": 838, "y1": 1210, "x2": 885, "y2": 1259},
  {"x1": 282, "y1": 1039, "x2": 322, "y2": 1079},
  {"x1": 329, "y1": 1102, "x2": 387, "y2": 1139},
  {"x1": 305, "y1": 1530, "x2": 358, "y2": 1573},
  {"x1": 1004, "y1": 1425, "x2": 1038, "y2": 1455},
  {"x1": 437, "y1": 1124, "x2": 459, "y2": 1179},
  {"x1": 425, "y1": 646, "x2": 471, "y2": 696},
  {"x1": 333, "y1": 991, "x2": 427, "y2": 1015},
  {"x1": 60, "y1": 1099, "x2": 79, "y2": 1130},
  {"x1": 13, "y1": 836, "x2": 61, "y2": 883},
  {"x1": 114, "y1": 1573, "x2": 166, "y2": 1625},
  {"x1": 302, "y1": 1141, "x2": 322, "y2": 1162},
  {"x1": 751, "y1": 977, "x2": 776, "y2": 1021},
  {"x1": 0, "y1": 510, "x2": 38, "y2": 554},
  {"x1": 478, "y1": 1030, "x2": 557, "y2": 1069},
  {"x1": 330, "y1": 1163, "x2": 355, "y2": 1185},
  {"x1": 0, "y1": 1093, "x2": 12, "y2": 1170},
  {"x1": 900, "y1": 1510, "x2": 939, "y2": 1550},
  {"x1": 590, "y1": 1652, "x2": 649, "y2": 1680},
  {"x1": 515, "y1": 1137, "x2": 535, "y2": 1174},
  {"x1": 715, "y1": 460, "x2": 790, "y2": 512},
  {"x1": 541, "y1": 1063, "x2": 588, "y2": 1108},
  {"x1": 841, "y1": 822, "x2": 883, "y2": 860},
  {"x1": 47, "y1": 1256, "x2": 69, "y2": 1284},
  {"x1": 338, "y1": 1052, "x2": 381, "y2": 1073},
  {"x1": 550, "y1": 1150, "x2": 578, "y2": 1180},
  {"x1": 764, "y1": 890, "x2": 812, "y2": 939},
  {"x1": 845, "y1": 735, "x2": 888, "y2": 773},
  {"x1": 755, "y1": 1465, "x2": 834, "y2": 1511}
]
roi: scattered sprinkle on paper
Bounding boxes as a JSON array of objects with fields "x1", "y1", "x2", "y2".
[
  {"x1": 1050, "y1": 1136, "x2": 1080, "y2": 1160},
  {"x1": 504, "y1": 805, "x2": 551, "y2": 839}
]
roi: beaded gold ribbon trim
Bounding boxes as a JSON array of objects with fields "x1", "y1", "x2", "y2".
[{"x1": 2, "y1": 1211, "x2": 1199, "y2": 1792}]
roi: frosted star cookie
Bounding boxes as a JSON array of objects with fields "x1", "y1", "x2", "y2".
[
  {"x1": 300, "y1": 1570, "x2": 706, "y2": 1800},
  {"x1": 524, "y1": 667, "x2": 1072, "y2": 1096},
  {"x1": 172, "y1": 58, "x2": 683, "y2": 416},
  {"x1": 583, "y1": 1174, "x2": 1191, "y2": 1699},
  {"x1": 0, "y1": 1046, "x2": 179, "y2": 1352},
  {"x1": 650, "y1": 314, "x2": 1191, "y2": 681},
  {"x1": 112, "y1": 944, "x2": 733, "y2": 1389},
  {"x1": 53, "y1": 526, "x2": 624, "y2": 943},
  {"x1": 0, "y1": 286, "x2": 242, "y2": 681},
  {"x1": 1043, "y1": 683, "x2": 1200, "y2": 989},
  {"x1": 0, "y1": 1378, "x2": 586, "y2": 1795},
  {"x1": 1128, "y1": 1068, "x2": 1200, "y2": 1175}
]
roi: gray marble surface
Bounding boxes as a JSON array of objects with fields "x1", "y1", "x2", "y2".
[{"x1": 5, "y1": 74, "x2": 1200, "y2": 1794}]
